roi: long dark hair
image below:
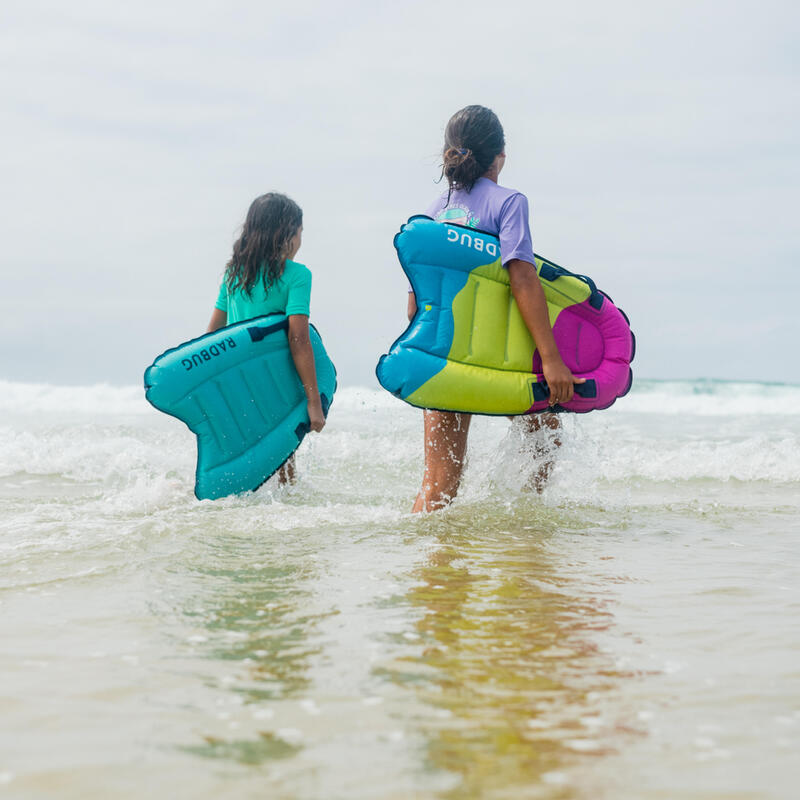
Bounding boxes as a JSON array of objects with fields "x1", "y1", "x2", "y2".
[
  {"x1": 441, "y1": 105, "x2": 505, "y2": 193},
  {"x1": 226, "y1": 193, "x2": 303, "y2": 296}
]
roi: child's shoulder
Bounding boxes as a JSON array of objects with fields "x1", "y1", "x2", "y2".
[
  {"x1": 284, "y1": 259, "x2": 311, "y2": 279},
  {"x1": 490, "y1": 179, "x2": 527, "y2": 203}
]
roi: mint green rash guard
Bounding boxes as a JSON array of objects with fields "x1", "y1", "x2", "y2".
[{"x1": 215, "y1": 260, "x2": 312, "y2": 323}]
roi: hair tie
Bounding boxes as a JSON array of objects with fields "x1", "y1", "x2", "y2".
[{"x1": 458, "y1": 148, "x2": 471, "y2": 157}]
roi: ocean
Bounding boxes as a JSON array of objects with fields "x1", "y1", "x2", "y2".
[{"x1": 1, "y1": 378, "x2": 798, "y2": 799}]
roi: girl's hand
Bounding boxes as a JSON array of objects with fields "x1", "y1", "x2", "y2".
[
  {"x1": 542, "y1": 355, "x2": 586, "y2": 406},
  {"x1": 307, "y1": 396, "x2": 326, "y2": 433}
]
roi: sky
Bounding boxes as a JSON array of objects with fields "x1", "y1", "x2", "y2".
[{"x1": 1, "y1": 0, "x2": 798, "y2": 387}]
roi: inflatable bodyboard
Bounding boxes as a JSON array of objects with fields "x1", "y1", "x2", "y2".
[
  {"x1": 376, "y1": 217, "x2": 634, "y2": 415},
  {"x1": 144, "y1": 315, "x2": 336, "y2": 500}
]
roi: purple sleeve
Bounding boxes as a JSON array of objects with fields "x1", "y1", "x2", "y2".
[
  {"x1": 498, "y1": 192, "x2": 535, "y2": 266},
  {"x1": 425, "y1": 194, "x2": 446, "y2": 220}
]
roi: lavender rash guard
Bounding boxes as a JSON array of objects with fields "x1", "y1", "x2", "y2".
[{"x1": 425, "y1": 177, "x2": 535, "y2": 265}]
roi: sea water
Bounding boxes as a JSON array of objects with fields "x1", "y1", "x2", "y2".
[{"x1": 0, "y1": 379, "x2": 798, "y2": 799}]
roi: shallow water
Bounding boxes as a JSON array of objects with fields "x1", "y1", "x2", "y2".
[{"x1": 1, "y1": 379, "x2": 798, "y2": 799}]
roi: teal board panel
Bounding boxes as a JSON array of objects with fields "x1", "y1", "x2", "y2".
[{"x1": 144, "y1": 315, "x2": 336, "y2": 499}]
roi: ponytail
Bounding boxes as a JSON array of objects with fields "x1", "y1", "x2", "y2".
[
  {"x1": 440, "y1": 105, "x2": 505, "y2": 193},
  {"x1": 442, "y1": 147, "x2": 484, "y2": 192}
]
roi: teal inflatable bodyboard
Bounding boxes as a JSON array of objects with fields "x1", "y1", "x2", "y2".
[{"x1": 144, "y1": 315, "x2": 336, "y2": 500}]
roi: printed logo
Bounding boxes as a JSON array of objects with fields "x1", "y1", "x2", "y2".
[
  {"x1": 181, "y1": 338, "x2": 237, "y2": 371},
  {"x1": 436, "y1": 206, "x2": 481, "y2": 228},
  {"x1": 445, "y1": 227, "x2": 498, "y2": 258}
]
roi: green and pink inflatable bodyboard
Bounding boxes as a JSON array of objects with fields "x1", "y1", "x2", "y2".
[{"x1": 376, "y1": 217, "x2": 634, "y2": 415}]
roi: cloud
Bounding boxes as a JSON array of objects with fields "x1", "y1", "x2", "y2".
[{"x1": 1, "y1": 0, "x2": 798, "y2": 385}]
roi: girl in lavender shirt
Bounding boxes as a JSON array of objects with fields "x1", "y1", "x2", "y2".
[{"x1": 408, "y1": 105, "x2": 582, "y2": 512}]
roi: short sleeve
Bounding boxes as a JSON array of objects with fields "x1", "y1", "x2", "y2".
[
  {"x1": 285, "y1": 266, "x2": 312, "y2": 316},
  {"x1": 215, "y1": 279, "x2": 228, "y2": 311},
  {"x1": 498, "y1": 193, "x2": 535, "y2": 266},
  {"x1": 425, "y1": 194, "x2": 446, "y2": 220}
]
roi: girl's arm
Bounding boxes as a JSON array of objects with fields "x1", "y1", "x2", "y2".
[
  {"x1": 507, "y1": 259, "x2": 584, "y2": 406},
  {"x1": 407, "y1": 292, "x2": 417, "y2": 321},
  {"x1": 287, "y1": 314, "x2": 325, "y2": 433},
  {"x1": 207, "y1": 308, "x2": 227, "y2": 333}
]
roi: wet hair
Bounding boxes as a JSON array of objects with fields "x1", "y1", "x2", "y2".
[
  {"x1": 226, "y1": 192, "x2": 303, "y2": 296},
  {"x1": 441, "y1": 105, "x2": 505, "y2": 193}
]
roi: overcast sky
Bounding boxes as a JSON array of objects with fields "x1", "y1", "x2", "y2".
[{"x1": 1, "y1": 0, "x2": 798, "y2": 387}]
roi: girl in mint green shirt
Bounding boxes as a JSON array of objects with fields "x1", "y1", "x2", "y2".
[{"x1": 206, "y1": 193, "x2": 325, "y2": 483}]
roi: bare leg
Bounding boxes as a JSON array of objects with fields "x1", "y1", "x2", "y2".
[
  {"x1": 278, "y1": 453, "x2": 296, "y2": 485},
  {"x1": 518, "y1": 413, "x2": 561, "y2": 493},
  {"x1": 412, "y1": 410, "x2": 472, "y2": 512}
]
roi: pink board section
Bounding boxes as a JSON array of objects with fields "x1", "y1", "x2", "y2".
[{"x1": 528, "y1": 294, "x2": 634, "y2": 413}]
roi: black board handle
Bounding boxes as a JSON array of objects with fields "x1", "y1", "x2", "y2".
[{"x1": 530, "y1": 378, "x2": 597, "y2": 403}]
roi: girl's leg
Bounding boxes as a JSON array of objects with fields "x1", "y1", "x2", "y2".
[
  {"x1": 517, "y1": 413, "x2": 561, "y2": 492},
  {"x1": 412, "y1": 410, "x2": 472, "y2": 512},
  {"x1": 278, "y1": 453, "x2": 296, "y2": 485}
]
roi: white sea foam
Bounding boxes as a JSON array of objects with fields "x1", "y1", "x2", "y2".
[
  {"x1": 1, "y1": 378, "x2": 798, "y2": 418},
  {"x1": 611, "y1": 380, "x2": 800, "y2": 416},
  {"x1": 0, "y1": 380, "x2": 800, "y2": 424},
  {"x1": 0, "y1": 380, "x2": 149, "y2": 416},
  {"x1": 0, "y1": 381, "x2": 798, "y2": 502}
]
